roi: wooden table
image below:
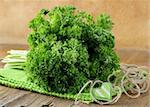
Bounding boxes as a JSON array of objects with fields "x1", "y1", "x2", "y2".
[{"x1": 0, "y1": 44, "x2": 149, "y2": 107}]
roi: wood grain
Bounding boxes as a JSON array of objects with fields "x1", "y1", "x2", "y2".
[
  {"x1": 0, "y1": 45, "x2": 149, "y2": 107},
  {"x1": 0, "y1": 0, "x2": 149, "y2": 49}
]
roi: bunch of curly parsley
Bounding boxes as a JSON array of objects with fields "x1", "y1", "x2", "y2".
[{"x1": 25, "y1": 6, "x2": 120, "y2": 94}]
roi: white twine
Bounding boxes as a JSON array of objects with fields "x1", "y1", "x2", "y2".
[
  {"x1": 70, "y1": 64, "x2": 149, "y2": 107},
  {"x1": 120, "y1": 64, "x2": 149, "y2": 98}
]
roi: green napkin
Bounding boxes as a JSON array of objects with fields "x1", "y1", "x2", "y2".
[
  {"x1": 0, "y1": 68, "x2": 93, "y2": 103},
  {"x1": 0, "y1": 68, "x2": 116, "y2": 103}
]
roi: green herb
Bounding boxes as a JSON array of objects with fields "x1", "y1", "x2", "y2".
[{"x1": 25, "y1": 6, "x2": 120, "y2": 94}]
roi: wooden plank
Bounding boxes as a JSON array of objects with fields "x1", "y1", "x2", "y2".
[
  {"x1": 27, "y1": 94, "x2": 54, "y2": 107},
  {"x1": 0, "y1": 86, "x2": 9, "y2": 93},
  {"x1": 0, "y1": 86, "x2": 55, "y2": 107},
  {"x1": 4, "y1": 92, "x2": 54, "y2": 107},
  {"x1": 0, "y1": 86, "x2": 10, "y2": 100},
  {"x1": 3, "y1": 92, "x2": 36, "y2": 107},
  {"x1": 0, "y1": 86, "x2": 29, "y2": 106},
  {"x1": 0, "y1": 86, "x2": 22, "y2": 101},
  {"x1": 52, "y1": 97, "x2": 73, "y2": 107}
]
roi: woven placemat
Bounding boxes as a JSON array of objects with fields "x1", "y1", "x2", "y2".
[{"x1": 0, "y1": 68, "x2": 93, "y2": 104}]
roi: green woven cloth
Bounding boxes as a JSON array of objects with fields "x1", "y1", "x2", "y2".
[
  {"x1": 0, "y1": 68, "x2": 93, "y2": 103},
  {"x1": 0, "y1": 68, "x2": 117, "y2": 104}
]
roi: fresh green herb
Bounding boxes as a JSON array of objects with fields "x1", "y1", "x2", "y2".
[{"x1": 25, "y1": 6, "x2": 120, "y2": 94}]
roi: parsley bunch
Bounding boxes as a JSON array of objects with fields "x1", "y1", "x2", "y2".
[{"x1": 25, "y1": 6, "x2": 120, "y2": 94}]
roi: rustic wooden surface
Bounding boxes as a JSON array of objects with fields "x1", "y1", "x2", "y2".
[{"x1": 0, "y1": 45, "x2": 149, "y2": 107}]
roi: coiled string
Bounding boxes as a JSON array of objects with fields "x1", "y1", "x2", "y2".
[
  {"x1": 120, "y1": 64, "x2": 149, "y2": 98},
  {"x1": 70, "y1": 64, "x2": 149, "y2": 107}
]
